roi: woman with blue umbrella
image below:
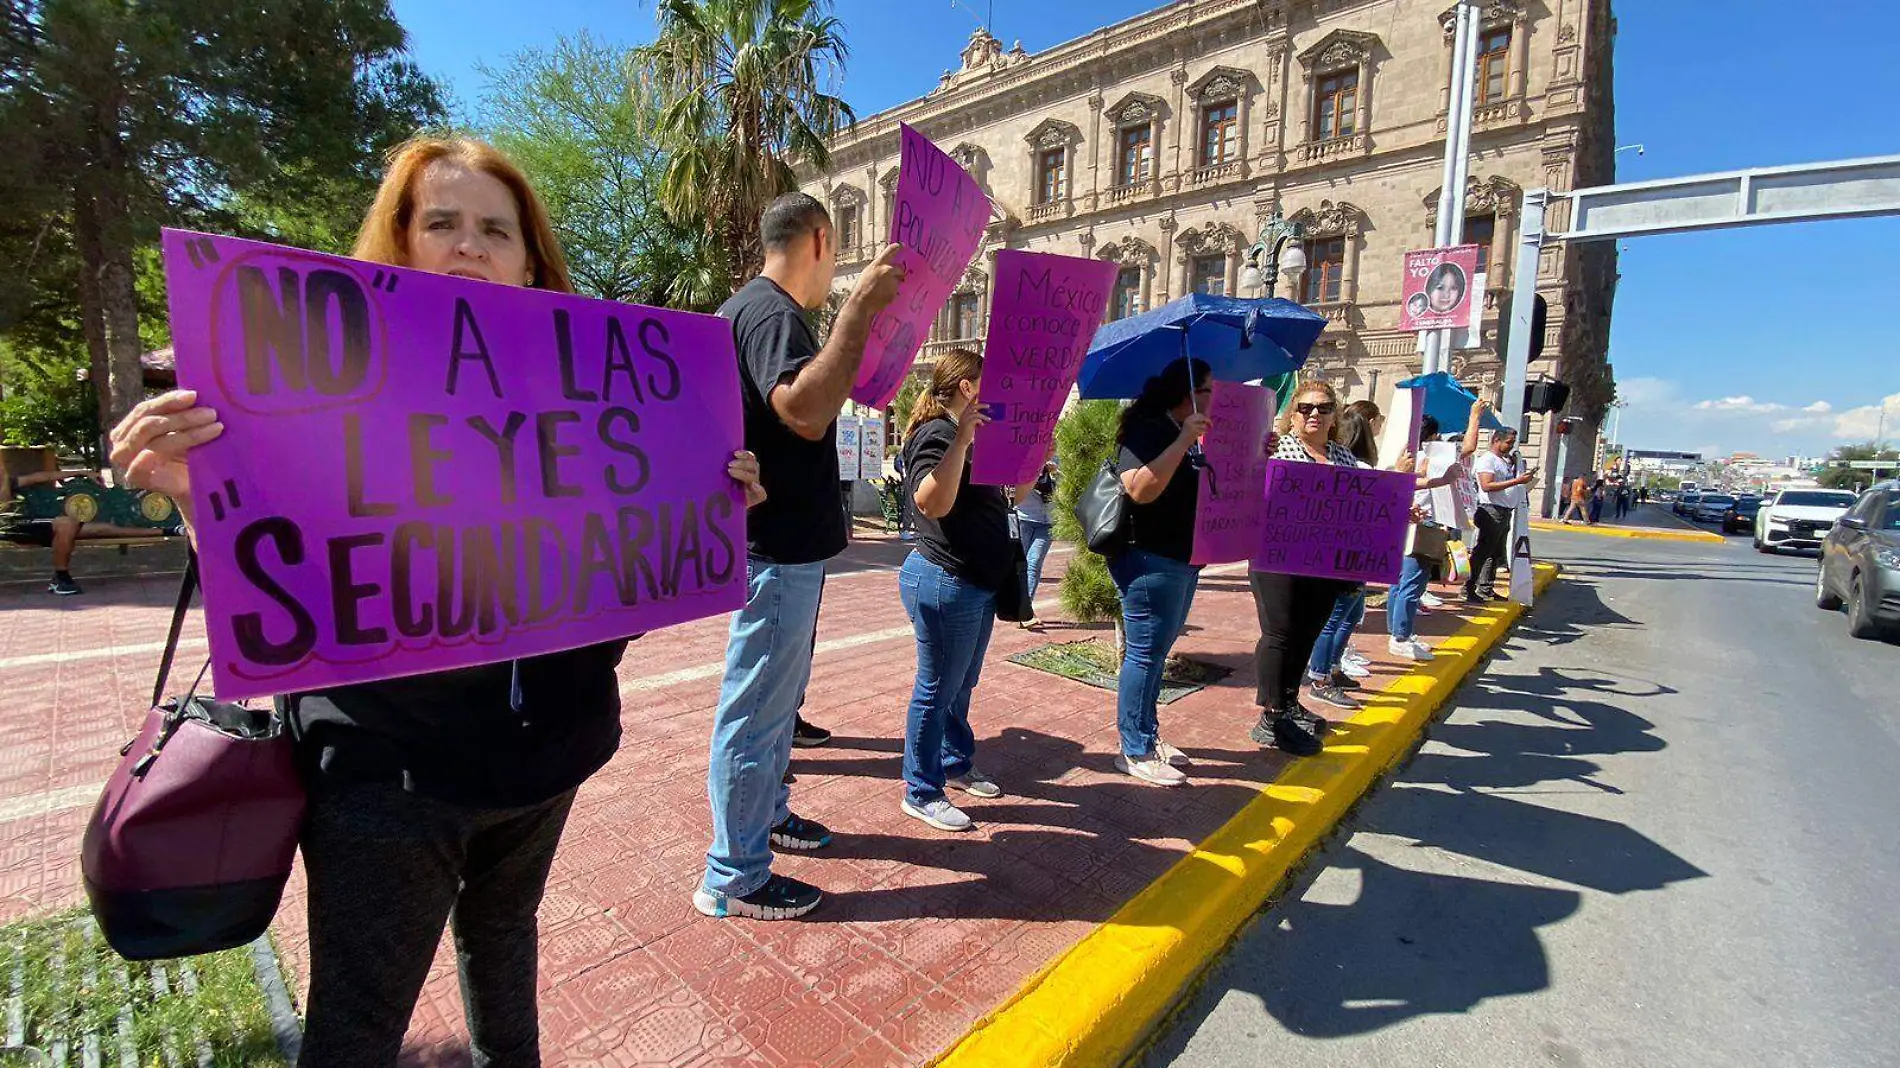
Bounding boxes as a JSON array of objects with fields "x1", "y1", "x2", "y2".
[
  {"x1": 1104, "y1": 358, "x2": 1214, "y2": 786},
  {"x1": 1078, "y1": 295, "x2": 1325, "y2": 782}
]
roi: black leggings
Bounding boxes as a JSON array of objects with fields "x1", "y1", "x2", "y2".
[
  {"x1": 297, "y1": 780, "x2": 576, "y2": 1068},
  {"x1": 1250, "y1": 571, "x2": 1354, "y2": 711}
]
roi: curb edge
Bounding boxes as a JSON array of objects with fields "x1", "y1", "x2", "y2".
[{"x1": 932, "y1": 562, "x2": 1562, "y2": 1068}]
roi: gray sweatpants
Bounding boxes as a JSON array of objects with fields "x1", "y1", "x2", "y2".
[{"x1": 295, "y1": 779, "x2": 576, "y2": 1068}]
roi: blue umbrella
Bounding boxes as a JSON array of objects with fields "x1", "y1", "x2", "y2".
[
  {"x1": 1396, "y1": 371, "x2": 1507, "y2": 432},
  {"x1": 1077, "y1": 293, "x2": 1327, "y2": 400}
]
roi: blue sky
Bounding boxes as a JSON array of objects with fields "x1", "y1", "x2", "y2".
[{"x1": 391, "y1": 0, "x2": 1899, "y2": 461}]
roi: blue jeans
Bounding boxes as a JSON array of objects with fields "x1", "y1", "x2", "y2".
[
  {"x1": 1018, "y1": 518, "x2": 1054, "y2": 600},
  {"x1": 897, "y1": 552, "x2": 996, "y2": 805},
  {"x1": 1307, "y1": 587, "x2": 1367, "y2": 680},
  {"x1": 1387, "y1": 555, "x2": 1432, "y2": 641},
  {"x1": 703, "y1": 556, "x2": 828, "y2": 899},
  {"x1": 1108, "y1": 549, "x2": 1201, "y2": 759}
]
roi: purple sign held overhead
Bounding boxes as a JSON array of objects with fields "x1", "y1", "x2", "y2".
[
  {"x1": 161, "y1": 229, "x2": 747, "y2": 701},
  {"x1": 1190, "y1": 381, "x2": 1276, "y2": 565},
  {"x1": 852, "y1": 124, "x2": 990, "y2": 410},
  {"x1": 970, "y1": 250, "x2": 1117, "y2": 486},
  {"x1": 1251, "y1": 460, "x2": 1413, "y2": 584}
]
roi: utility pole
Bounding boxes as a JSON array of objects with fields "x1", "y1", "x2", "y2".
[{"x1": 1423, "y1": 0, "x2": 1482, "y2": 377}]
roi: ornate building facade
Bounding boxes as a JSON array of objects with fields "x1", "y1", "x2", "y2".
[{"x1": 802, "y1": 0, "x2": 1618, "y2": 513}]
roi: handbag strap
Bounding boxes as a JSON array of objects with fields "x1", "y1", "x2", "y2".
[{"x1": 151, "y1": 551, "x2": 199, "y2": 709}]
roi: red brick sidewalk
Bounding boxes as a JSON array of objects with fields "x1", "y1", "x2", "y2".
[{"x1": 0, "y1": 526, "x2": 1492, "y2": 1066}]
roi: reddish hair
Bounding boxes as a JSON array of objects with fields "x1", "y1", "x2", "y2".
[{"x1": 352, "y1": 136, "x2": 573, "y2": 294}]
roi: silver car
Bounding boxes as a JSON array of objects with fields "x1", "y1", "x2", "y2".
[{"x1": 1692, "y1": 493, "x2": 1736, "y2": 524}]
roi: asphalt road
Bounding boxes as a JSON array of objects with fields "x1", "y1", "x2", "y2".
[{"x1": 1145, "y1": 524, "x2": 1900, "y2": 1068}]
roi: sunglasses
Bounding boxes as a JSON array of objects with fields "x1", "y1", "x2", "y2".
[{"x1": 1295, "y1": 402, "x2": 1337, "y2": 416}]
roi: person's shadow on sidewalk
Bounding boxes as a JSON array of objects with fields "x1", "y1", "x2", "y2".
[
  {"x1": 795, "y1": 727, "x2": 1285, "y2": 924},
  {"x1": 1141, "y1": 661, "x2": 1707, "y2": 1051}
]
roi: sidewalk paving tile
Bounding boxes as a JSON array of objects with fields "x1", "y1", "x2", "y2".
[{"x1": 0, "y1": 524, "x2": 1513, "y2": 1064}]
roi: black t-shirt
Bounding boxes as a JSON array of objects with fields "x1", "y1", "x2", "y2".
[
  {"x1": 902, "y1": 415, "x2": 1012, "y2": 590},
  {"x1": 719, "y1": 277, "x2": 847, "y2": 565},
  {"x1": 280, "y1": 640, "x2": 630, "y2": 808},
  {"x1": 1116, "y1": 411, "x2": 1201, "y2": 563}
]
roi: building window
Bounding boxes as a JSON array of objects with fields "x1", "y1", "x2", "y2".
[
  {"x1": 1476, "y1": 27, "x2": 1511, "y2": 106},
  {"x1": 1199, "y1": 101, "x2": 1238, "y2": 166},
  {"x1": 949, "y1": 292, "x2": 980, "y2": 339},
  {"x1": 1117, "y1": 125, "x2": 1154, "y2": 186},
  {"x1": 1301, "y1": 237, "x2": 1345, "y2": 304},
  {"x1": 1037, "y1": 147, "x2": 1068, "y2": 204},
  {"x1": 1191, "y1": 255, "x2": 1226, "y2": 297},
  {"x1": 1112, "y1": 269, "x2": 1143, "y2": 320},
  {"x1": 836, "y1": 205, "x2": 859, "y2": 254},
  {"x1": 1314, "y1": 70, "x2": 1358, "y2": 140},
  {"x1": 1463, "y1": 214, "x2": 1496, "y2": 279}
]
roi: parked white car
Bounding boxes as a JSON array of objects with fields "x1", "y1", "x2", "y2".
[{"x1": 1755, "y1": 488, "x2": 1859, "y2": 553}]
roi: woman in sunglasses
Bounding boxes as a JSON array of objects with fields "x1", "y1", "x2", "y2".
[
  {"x1": 1106, "y1": 358, "x2": 1213, "y2": 787},
  {"x1": 1248, "y1": 379, "x2": 1365, "y2": 756}
]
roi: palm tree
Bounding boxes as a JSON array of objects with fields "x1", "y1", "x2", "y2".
[{"x1": 639, "y1": 0, "x2": 854, "y2": 289}]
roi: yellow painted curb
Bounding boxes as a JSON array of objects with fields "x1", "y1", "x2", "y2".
[
  {"x1": 1528, "y1": 519, "x2": 1725, "y2": 544},
  {"x1": 932, "y1": 562, "x2": 1562, "y2": 1068}
]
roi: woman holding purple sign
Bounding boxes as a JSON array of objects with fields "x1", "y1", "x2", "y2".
[
  {"x1": 896, "y1": 349, "x2": 1012, "y2": 832},
  {"x1": 108, "y1": 136, "x2": 765, "y2": 1068},
  {"x1": 1249, "y1": 380, "x2": 1365, "y2": 758},
  {"x1": 1107, "y1": 357, "x2": 1213, "y2": 788}
]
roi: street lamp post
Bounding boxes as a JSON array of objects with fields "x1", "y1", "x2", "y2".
[{"x1": 1239, "y1": 211, "x2": 1306, "y2": 298}]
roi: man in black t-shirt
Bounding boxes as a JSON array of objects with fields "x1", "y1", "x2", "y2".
[{"x1": 695, "y1": 193, "x2": 904, "y2": 922}]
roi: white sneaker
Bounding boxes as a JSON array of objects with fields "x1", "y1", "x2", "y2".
[
  {"x1": 1341, "y1": 649, "x2": 1372, "y2": 670},
  {"x1": 1388, "y1": 637, "x2": 1434, "y2": 661},
  {"x1": 946, "y1": 769, "x2": 1003, "y2": 798},
  {"x1": 1115, "y1": 753, "x2": 1187, "y2": 787},
  {"x1": 1338, "y1": 658, "x2": 1372, "y2": 679},
  {"x1": 1419, "y1": 592, "x2": 1445, "y2": 609},
  {"x1": 901, "y1": 797, "x2": 973, "y2": 832},
  {"x1": 1155, "y1": 740, "x2": 1192, "y2": 767}
]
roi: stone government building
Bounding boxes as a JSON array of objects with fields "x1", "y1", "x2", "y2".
[{"x1": 802, "y1": 0, "x2": 1617, "y2": 516}]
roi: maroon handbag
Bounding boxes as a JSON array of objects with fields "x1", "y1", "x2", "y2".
[{"x1": 81, "y1": 555, "x2": 306, "y2": 960}]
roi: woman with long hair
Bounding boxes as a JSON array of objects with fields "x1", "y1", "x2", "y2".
[
  {"x1": 107, "y1": 136, "x2": 763, "y2": 1067},
  {"x1": 1301, "y1": 399, "x2": 1384, "y2": 711},
  {"x1": 896, "y1": 349, "x2": 1013, "y2": 831},
  {"x1": 1106, "y1": 357, "x2": 1213, "y2": 787},
  {"x1": 1250, "y1": 379, "x2": 1365, "y2": 756}
]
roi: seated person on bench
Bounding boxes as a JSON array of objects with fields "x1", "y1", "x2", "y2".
[{"x1": 1, "y1": 470, "x2": 174, "y2": 596}]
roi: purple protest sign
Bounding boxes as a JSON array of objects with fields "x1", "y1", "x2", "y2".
[
  {"x1": 852, "y1": 124, "x2": 990, "y2": 410},
  {"x1": 1190, "y1": 381, "x2": 1276, "y2": 565},
  {"x1": 1251, "y1": 460, "x2": 1413, "y2": 584},
  {"x1": 160, "y1": 229, "x2": 746, "y2": 700},
  {"x1": 970, "y1": 250, "x2": 1118, "y2": 486}
]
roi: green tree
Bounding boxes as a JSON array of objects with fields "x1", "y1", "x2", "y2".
[
  {"x1": 2, "y1": 0, "x2": 445, "y2": 437},
  {"x1": 1817, "y1": 441, "x2": 1900, "y2": 491},
  {"x1": 1052, "y1": 400, "x2": 1124, "y2": 623},
  {"x1": 478, "y1": 32, "x2": 726, "y2": 310},
  {"x1": 638, "y1": 0, "x2": 855, "y2": 288}
]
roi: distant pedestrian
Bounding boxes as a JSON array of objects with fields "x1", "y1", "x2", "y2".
[
  {"x1": 1561, "y1": 474, "x2": 1589, "y2": 524},
  {"x1": 1614, "y1": 483, "x2": 1632, "y2": 520},
  {"x1": 1588, "y1": 481, "x2": 1606, "y2": 525},
  {"x1": 1012, "y1": 458, "x2": 1058, "y2": 630}
]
